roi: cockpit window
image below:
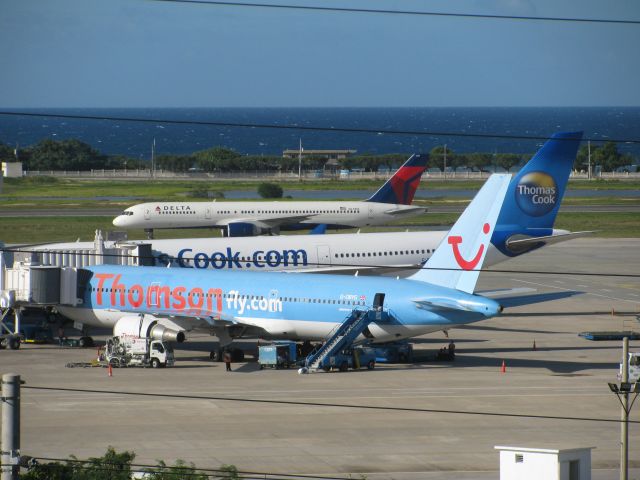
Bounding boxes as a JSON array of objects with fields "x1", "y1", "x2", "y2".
[{"x1": 120, "y1": 211, "x2": 134, "y2": 216}]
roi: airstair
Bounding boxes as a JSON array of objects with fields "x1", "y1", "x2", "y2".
[{"x1": 303, "y1": 293, "x2": 388, "y2": 373}]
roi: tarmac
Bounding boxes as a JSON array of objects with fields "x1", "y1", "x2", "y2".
[{"x1": 1, "y1": 237, "x2": 639, "y2": 479}]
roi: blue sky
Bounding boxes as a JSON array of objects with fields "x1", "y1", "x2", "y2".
[{"x1": 1, "y1": 0, "x2": 639, "y2": 107}]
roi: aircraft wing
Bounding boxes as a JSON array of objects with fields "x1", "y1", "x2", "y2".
[
  {"x1": 288, "y1": 263, "x2": 421, "y2": 274},
  {"x1": 218, "y1": 215, "x2": 315, "y2": 229},
  {"x1": 106, "y1": 305, "x2": 267, "y2": 334},
  {"x1": 506, "y1": 230, "x2": 593, "y2": 250},
  {"x1": 383, "y1": 206, "x2": 427, "y2": 215}
]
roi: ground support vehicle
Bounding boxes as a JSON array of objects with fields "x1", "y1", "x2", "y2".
[
  {"x1": 314, "y1": 346, "x2": 377, "y2": 372},
  {"x1": 102, "y1": 335, "x2": 174, "y2": 368},
  {"x1": 258, "y1": 340, "x2": 297, "y2": 369},
  {"x1": 372, "y1": 341, "x2": 414, "y2": 363}
]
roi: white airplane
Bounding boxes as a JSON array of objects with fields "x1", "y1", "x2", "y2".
[
  {"x1": 112, "y1": 154, "x2": 428, "y2": 237},
  {"x1": 27, "y1": 132, "x2": 586, "y2": 274}
]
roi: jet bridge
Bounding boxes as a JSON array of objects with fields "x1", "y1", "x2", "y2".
[{"x1": 0, "y1": 233, "x2": 153, "y2": 347}]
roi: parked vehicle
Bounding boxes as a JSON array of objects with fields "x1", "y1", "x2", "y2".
[{"x1": 103, "y1": 335, "x2": 174, "y2": 368}]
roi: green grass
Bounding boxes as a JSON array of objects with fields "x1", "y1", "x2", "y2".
[
  {"x1": 1, "y1": 211, "x2": 638, "y2": 245},
  {"x1": 2, "y1": 176, "x2": 640, "y2": 201}
]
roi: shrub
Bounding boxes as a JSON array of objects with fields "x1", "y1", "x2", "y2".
[{"x1": 257, "y1": 182, "x2": 283, "y2": 198}]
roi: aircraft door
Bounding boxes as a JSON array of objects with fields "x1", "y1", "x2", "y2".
[
  {"x1": 205, "y1": 206, "x2": 212, "y2": 219},
  {"x1": 316, "y1": 245, "x2": 331, "y2": 267},
  {"x1": 144, "y1": 208, "x2": 151, "y2": 220},
  {"x1": 368, "y1": 205, "x2": 375, "y2": 219}
]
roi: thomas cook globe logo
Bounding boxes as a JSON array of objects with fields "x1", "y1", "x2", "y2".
[{"x1": 515, "y1": 172, "x2": 557, "y2": 217}]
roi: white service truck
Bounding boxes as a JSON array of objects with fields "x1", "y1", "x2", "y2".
[{"x1": 104, "y1": 334, "x2": 174, "y2": 368}]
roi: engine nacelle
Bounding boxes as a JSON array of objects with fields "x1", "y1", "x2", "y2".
[
  {"x1": 227, "y1": 222, "x2": 260, "y2": 237},
  {"x1": 113, "y1": 314, "x2": 186, "y2": 343}
]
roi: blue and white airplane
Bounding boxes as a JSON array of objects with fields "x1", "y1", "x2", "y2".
[
  {"x1": 112, "y1": 153, "x2": 428, "y2": 237},
  {"x1": 57, "y1": 174, "x2": 511, "y2": 344},
  {"x1": 33, "y1": 131, "x2": 585, "y2": 274}
]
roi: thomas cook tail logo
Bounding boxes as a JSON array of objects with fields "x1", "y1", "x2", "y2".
[
  {"x1": 515, "y1": 172, "x2": 557, "y2": 217},
  {"x1": 448, "y1": 223, "x2": 489, "y2": 270}
]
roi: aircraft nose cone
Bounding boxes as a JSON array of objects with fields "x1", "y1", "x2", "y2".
[{"x1": 113, "y1": 216, "x2": 124, "y2": 227}]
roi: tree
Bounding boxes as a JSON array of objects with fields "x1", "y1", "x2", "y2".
[
  {"x1": 21, "y1": 446, "x2": 134, "y2": 480},
  {"x1": 26, "y1": 139, "x2": 105, "y2": 171},
  {"x1": 193, "y1": 147, "x2": 241, "y2": 172},
  {"x1": 144, "y1": 459, "x2": 209, "y2": 480},
  {"x1": 0, "y1": 141, "x2": 15, "y2": 162},
  {"x1": 257, "y1": 182, "x2": 283, "y2": 198}
]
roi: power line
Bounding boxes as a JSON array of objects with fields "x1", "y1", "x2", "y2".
[
  {"x1": 146, "y1": 0, "x2": 640, "y2": 25},
  {"x1": 3, "y1": 246, "x2": 640, "y2": 278},
  {"x1": 22, "y1": 385, "x2": 640, "y2": 425},
  {"x1": 1, "y1": 110, "x2": 638, "y2": 144}
]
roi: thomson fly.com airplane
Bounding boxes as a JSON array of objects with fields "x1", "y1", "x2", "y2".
[
  {"x1": 33, "y1": 131, "x2": 584, "y2": 273},
  {"x1": 56, "y1": 174, "x2": 511, "y2": 347},
  {"x1": 112, "y1": 153, "x2": 428, "y2": 237}
]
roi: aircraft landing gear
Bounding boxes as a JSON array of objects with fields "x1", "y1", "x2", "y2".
[{"x1": 145, "y1": 228, "x2": 154, "y2": 240}]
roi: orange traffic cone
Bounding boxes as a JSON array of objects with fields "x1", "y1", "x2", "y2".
[
  {"x1": 108, "y1": 364, "x2": 113, "y2": 377},
  {"x1": 533, "y1": 340, "x2": 537, "y2": 351},
  {"x1": 500, "y1": 360, "x2": 506, "y2": 373}
]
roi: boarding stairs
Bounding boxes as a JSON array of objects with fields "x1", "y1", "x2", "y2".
[{"x1": 304, "y1": 296, "x2": 389, "y2": 373}]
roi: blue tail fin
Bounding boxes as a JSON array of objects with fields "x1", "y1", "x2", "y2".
[
  {"x1": 409, "y1": 174, "x2": 511, "y2": 293},
  {"x1": 491, "y1": 131, "x2": 583, "y2": 257},
  {"x1": 366, "y1": 154, "x2": 428, "y2": 205}
]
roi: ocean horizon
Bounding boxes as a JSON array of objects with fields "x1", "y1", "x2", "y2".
[{"x1": 1, "y1": 107, "x2": 639, "y2": 159}]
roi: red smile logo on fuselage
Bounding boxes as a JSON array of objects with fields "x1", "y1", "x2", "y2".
[{"x1": 448, "y1": 223, "x2": 490, "y2": 270}]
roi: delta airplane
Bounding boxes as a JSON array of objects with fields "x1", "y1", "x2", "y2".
[
  {"x1": 112, "y1": 154, "x2": 428, "y2": 237},
  {"x1": 56, "y1": 174, "x2": 511, "y2": 346},
  {"x1": 33, "y1": 131, "x2": 585, "y2": 273}
]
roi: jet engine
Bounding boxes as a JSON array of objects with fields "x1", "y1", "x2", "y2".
[
  {"x1": 113, "y1": 314, "x2": 186, "y2": 343},
  {"x1": 227, "y1": 222, "x2": 260, "y2": 237}
]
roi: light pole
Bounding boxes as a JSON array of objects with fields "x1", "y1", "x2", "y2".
[{"x1": 608, "y1": 337, "x2": 640, "y2": 480}]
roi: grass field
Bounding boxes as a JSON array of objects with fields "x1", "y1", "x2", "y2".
[
  {"x1": 2, "y1": 176, "x2": 640, "y2": 200},
  {"x1": 1, "y1": 176, "x2": 638, "y2": 243}
]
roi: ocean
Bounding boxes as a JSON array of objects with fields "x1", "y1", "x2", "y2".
[{"x1": 0, "y1": 107, "x2": 639, "y2": 159}]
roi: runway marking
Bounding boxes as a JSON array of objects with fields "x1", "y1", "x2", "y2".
[
  {"x1": 513, "y1": 279, "x2": 639, "y2": 304},
  {"x1": 601, "y1": 289, "x2": 612, "y2": 292},
  {"x1": 577, "y1": 285, "x2": 588, "y2": 288}
]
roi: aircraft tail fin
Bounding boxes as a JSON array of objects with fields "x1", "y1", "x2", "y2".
[
  {"x1": 491, "y1": 131, "x2": 583, "y2": 256},
  {"x1": 409, "y1": 174, "x2": 511, "y2": 293},
  {"x1": 366, "y1": 153, "x2": 428, "y2": 205}
]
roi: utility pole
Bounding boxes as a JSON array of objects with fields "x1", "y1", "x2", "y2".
[
  {"x1": 608, "y1": 337, "x2": 640, "y2": 480},
  {"x1": 298, "y1": 138, "x2": 303, "y2": 181},
  {"x1": 1, "y1": 373, "x2": 20, "y2": 480},
  {"x1": 443, "y1": 144, "x2": 447, "y2": 180},
  {"x1": 587, "y1": 140, "x2": 592, "y2": 180},
  {"x1": 620, "y1": 337, "x2": 629, "y2": 480},
  {"x1": 151, "y1": 138, "x2": 156, "y2": 179}
]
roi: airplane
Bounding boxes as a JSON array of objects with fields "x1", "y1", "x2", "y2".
[
  {"x1": 55, "y1": 174, "x2": 511, "y2": 348},
  {"x1": 112, "y1": 153, "x2": 428, "y2": 237},
  {"x1": 27, "y1": 131, "x2": 585, "y2": 273}
]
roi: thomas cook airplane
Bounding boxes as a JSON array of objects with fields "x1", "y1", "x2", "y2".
[
  {"x1": 56, "y1": 174, "x2": 511, "y2": 347},
  {"x1": 33, "y1": 131, "x2": 584, "y2": 274},
  {"x1": 112, "y1": 153, "x2": 428, "y2": 237}
]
